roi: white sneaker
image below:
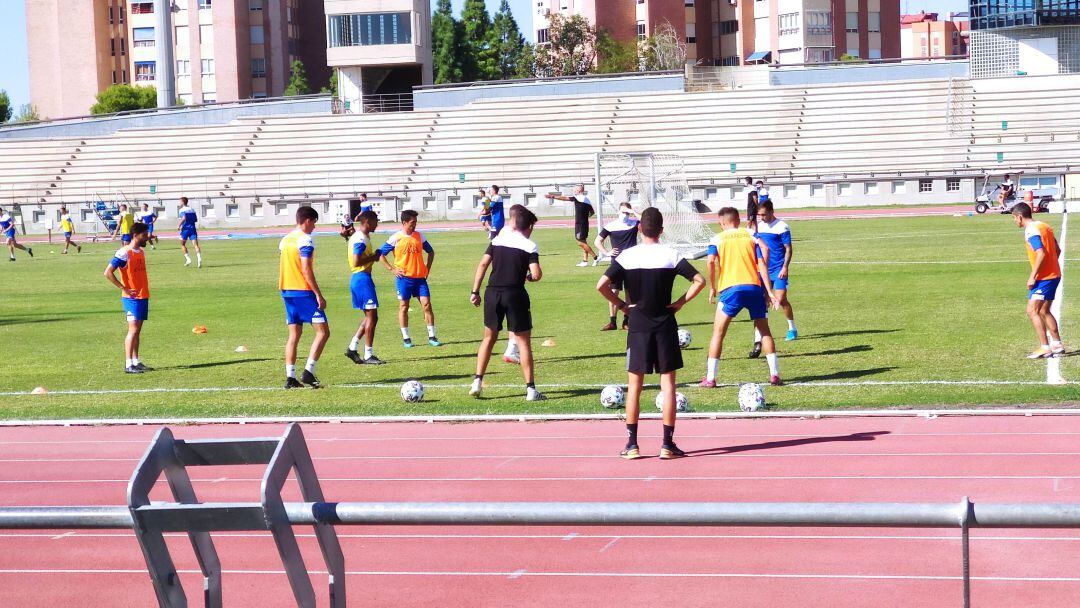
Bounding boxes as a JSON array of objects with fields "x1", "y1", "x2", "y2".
[
  {"x1": 468, "y1": 378, "x2": 482, "y2": 398},
  {"x1": 184, "y1": 259, "x2": 191, "y2": 267},
  {"x1": 526, "y1": 387, "x2": 546, "y2": 401},
  {"x1": 1051, "y1": 343, "x2": 1066, "y2": 356},
  {"x1": 575, "y1": 261, "x2": 589, "y2": 267},
  {"x1": 197, "y1": 259, "x2": 202, "y2": 268},
  {"x1": 503, "y1": 352, "x2": 520, "y2": 365}
]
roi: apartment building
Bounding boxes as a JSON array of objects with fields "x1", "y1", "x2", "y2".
[
  {"x1": 26, "y1": 0, "x2": 329, "y2": 119},
  {"x1": 900, "y1": 12, "x2": 969, "y2": 58},
  {"x1": 533, "y1": 0, "x2": 687, "y2": 49}
]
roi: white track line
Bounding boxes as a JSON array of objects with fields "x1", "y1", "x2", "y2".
[{"x1": 1048, "y1": 209, "x2": 1069, "y2": 385}]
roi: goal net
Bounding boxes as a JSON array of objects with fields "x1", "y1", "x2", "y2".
[{"x1": 594, "y1": 153, "x2": 714, "y2": 258}]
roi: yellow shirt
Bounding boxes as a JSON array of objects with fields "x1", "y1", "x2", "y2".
[
  {"x1": 118, "y1": 211, "x2": 135, "y2": 235},
  {"x1": 347, "y1": 231, "x2": 378, "y2": 273},
  {"x1": 279, "y1": 229, "x2": 316, "y2": 293},
  {"x1": 709, "y1": 227, "x2": 763, "y2": 292},
  {"x1": 60, "y1": 214, "x2": 74, "y2": 233}
]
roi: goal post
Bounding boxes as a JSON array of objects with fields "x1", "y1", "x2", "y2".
[{"x1": 594, "y1": 152, "x2": 714, "y2": 258}]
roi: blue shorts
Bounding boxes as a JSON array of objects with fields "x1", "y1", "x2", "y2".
[
  {"x1": 350, "y1": 272, "x2": 379, "y2": 310},
  {"x1": 771, "y1": 274, "x2": 789, "y2": 291},
  {"x1": 3, "y1": 229, "x2": 13, "y2": 240},
  {"x1": 121, "y1": 233, "x2": 132, "y2": 244},
  {"x1": 180, "y1": 227, "x2": 198, "y2": 241},
  {"x1": 122, "y1": 297, "x2": 149, "y2": 322},
  {"x1": 396, "y1": 276, "x2": 431, "y2": 301},
  {"x1": 146, "y1": 224, "x2": 155, "y2": 234},
  {"x1": 719, "y1": 286, "x2": 768, "y2": 320},
  {"x1": 1029, "y1": 278, "x2": 1061, "y2": 301},
  {"x1": 64, "y1": 231, "x2": 72, "y2": 238},
  {"x1": 282, "y1": 293, "x2": 327, "y2": 325}
]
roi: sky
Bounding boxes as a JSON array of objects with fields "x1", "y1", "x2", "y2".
[{"x1": 0, "y1": 0, "x2": 966, "y2": 112}]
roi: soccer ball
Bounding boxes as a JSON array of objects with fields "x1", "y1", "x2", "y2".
[
  {"x1": 677, "y1": 328, "x2": 692, "y2": 349},
  {"x1": 600, "y1": 385, "x2": 625, "y2": 409},
  {"x1": 400, "y1": 380, "x2": 425, "y2": 403},
  {"x1": 655, "y1": 391, "x2": 691, "y2": 412},
  {"x1": 738, "y1": 383, "x2": 767, "y2": 412}
]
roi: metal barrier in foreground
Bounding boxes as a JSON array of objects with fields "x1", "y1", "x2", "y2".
[{"x1": 2, "y1": 423, "x2": 1080, "y2": 608}]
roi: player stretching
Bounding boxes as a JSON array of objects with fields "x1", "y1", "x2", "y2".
[
  {"x1": 111, "y1": 204, "x2": 135, "y2": 244},
  {"x1": 103, "y1": 222, "x2": 151, "y2": 374},
  {"x1": 594, "y1": 202, "x2": 639, "y2": 330},
  {"x1": 138, "y1": 203, "x2": 159, "y2": 250},
  {"x1": 177, "y1": 197, "x2": 202, "y2": 267},
  {"x1": 344, "y1": 210, "x2": 386, "y2": 365},
  {"x1": 280, "y1": 206, "x2": 329, "y2": 388},
  {"x1": 598, "y1": 208, "x2": 705, "y2": 460},
  {"x1": 59, "y1": 207, "x2": 81, "y2": 255},
  {"x1": 378, "y1": 210, "x2": 441, "y2": 348},
  {"x1": 0, "y1": 207, "x2": 33, "y2": 261},
  {"x1": 753, "y1": 200, "x2": 797, "y2": 349},
  {"x1": 469, "y1": 207, "x2": 546, "y2": 401},
  {"x1": 1013, "y1": 203, "x2": 1066, "y2": 358},
  {"x1": 548, "y1": 185, "x2": 597, "y2": 267},
  {"x1": 702, "y1": 207, "x2": 782, "y2": 387}
]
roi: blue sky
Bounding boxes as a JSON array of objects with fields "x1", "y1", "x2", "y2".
[{"x1": 0, "y1": 0, "x2": 965, "y2": 112}]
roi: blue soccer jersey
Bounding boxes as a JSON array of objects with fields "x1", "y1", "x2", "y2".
[
  {"x1": 489, "y1": 195, "x2": 506, "y2": 232},
  {"x1": 754, "y1": 219, "x2": 791, "y2": 278},
  {"x1": 179, "y1": 206, "x2": 198, "y2": 229}
]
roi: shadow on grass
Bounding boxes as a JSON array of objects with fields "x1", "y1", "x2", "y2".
[
  {"x1": 0, "y1": 310, "x2": 119, "y2": 326},
  {"x1": 685, "y1": 430, "x2": 890, "y2": 457},
  {"x1": 784, "y1": 344, "x2": 873, "y2": 358},
  {"x1": 541, "y1": 351, "x2": 627, "y2": 364},
  {"x1": 797, "y1": 329, "x2": 901, "y2": 340},
  {"x1": 379, "y1": 374, "x2": 473, "y2": 383},
  {"x1": 786, "y1": 367, "x2": 897, "y2": 382},
  {"x1": 158, "y1": 357, "x2": 273, "y2": 371}
]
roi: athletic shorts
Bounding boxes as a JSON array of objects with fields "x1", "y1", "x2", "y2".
[
  {"x1": 122, "y1": 297, "x2": 149, "y2": 322},
  {"x1": 489, "y1": 225, "x2": 503, "y2": 240},
  {"x1": 396, "y1": 276, "x2": 430, "y2": 301},
  {"x1": 484, "y1": 287, "x2": 532, "y2": 333},
  {"x1": 146, "y1": 224, "x2": 155, "y2": 234},
  {"x1": 120, "y1": 233, "x2": 132, "y2": 244},
  {"x1": 180, "y1": 228, "x2": 198, "y2": 241},
  {"x1": 574, "y1": 216, "x2": 590, "y2": 242},
  {"x1": 719, "y1": 285, "x2": 768, "y2": 320},
  {"x1": 3, "y1": 229, "x2": 13, "y2": 240},
  {"x1": 63, "y1": 231, "x2": 72, "y2": 238},
  {"x1": 770, "y1": 274, "x2": 789, "y2": 291},
  {"x1": 350, "y1": 272, "x2": 379, "y2": 310},
  {"x1": 1029, "y1": 278, "x2": 1061, "y2": 301},
  {"x1": 282, "y1": 293, "x2": 327, "y2": 325},
  {"x1": 626, "y1": 327, "x2": 683, "y2": 374}
]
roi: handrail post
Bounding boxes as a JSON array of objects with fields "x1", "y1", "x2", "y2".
[{"x1": 959, "y1": 496, "x2": 972, "y2": 608}]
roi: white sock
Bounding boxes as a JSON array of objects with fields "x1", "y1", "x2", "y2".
[
  {"x1": 132, "y1": 357, "x2": 141, "y2": 366},
  {"x1": 196, "y1": 252, "x2": 202, "y2": 263},
  {"x1": 364, "y1": 345, "x2": 374, "y2": 358},
  {"x1": 1050, "y1": 339, "x2": 1063, "y2": 348},
  {"x1": 706, "y1": 357, "x2": 719, "y2": 382},
  {"x1": 765, "y1": 353, "x2": 779, "y2": 376},
  {"x1": 754, "y1": 328, "x2": 762, "y2": 342},
  {"x1": 184, "y1": 254, "x2": 191, "y2": 263},
  {"x1": 349, "y1": 336, "x2": 360, "y2": 351},
  {"x1": 787, "y1": 319, "x2": 796, "y2": 331},
  {"x1": 427, "y1": 325, "x2": 437, "y2": 338},
  {"x1": 401, "y1": 327, "x2": 411, "y2": 340},
  {"x1": 285, "y1": 364, "x2": 296, "y2": 378},
  {"x1": 305, "y1": 358, "x2": 317, "y2": 374},
  {"x1": 126, "y1": 358, "x2": 134, "y2": 368}
]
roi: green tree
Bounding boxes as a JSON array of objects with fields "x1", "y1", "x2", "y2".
[
  {"x1": 839, "y1": 53, "x2": 866, "y2": 63},
  {"x1": 596, "y1": 30, "x2": 639, "y2": 74},
  {"x1": 640, "y1": 21, "x2": 687, "y2": 71},
  {"x1": 515, "y1": 43, "x2": 537, "y2": 79},
  {"x1": 13, "y1": 104, "x2": 40, "y2": 123},
  {"x1": 460, "y1": 0, "x2": 496, "y2": 80},
  {"x1": 0, "y1": 90, "x2": 11, "y2": 124},
  {"x1": 90, "y1": 84, "x2": 158, "y2": 115},
  {"x1": 489, "y1": 0, "x2": 526, "y2": 80},
  {"x1": 431, "y1": 0, "x2": 463, "y2": 84},
  {"x1": 319, "y1": 69, "x2": 339, "y2": 98},
  {"x1": 283, "y1": 60, "x2": 311, "y2": 96},
  {"x1": 534, "y1": 14, "x2": 597, "y2": 77}
]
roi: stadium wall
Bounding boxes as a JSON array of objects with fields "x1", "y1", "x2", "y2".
[{"x1": 412, "y1": 73, "x2": 686, "y2": 109}]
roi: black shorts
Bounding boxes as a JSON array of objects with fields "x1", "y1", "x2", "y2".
[
  {"x1": 574, "y1": 216, "x2": 590, "y2": 242},
  {"x1": 484, "y1": 287, "x2": 532, "y2": 333},
  {"x1": 626, "y1": 327, "x2": 683, "y2": 374}
]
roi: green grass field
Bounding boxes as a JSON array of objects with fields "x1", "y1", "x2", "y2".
[{"x1": 0, "y1": 213, "x2": 1076, "y2": 420}]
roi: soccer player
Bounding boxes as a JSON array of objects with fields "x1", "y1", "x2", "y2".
[
  {"x1": 0, "y1": 206, "x2": 33, "y2": 261},
  {"x1": 754, "y1": 200, "x2": 797, "y2": 342},
  {"x1": 357, "y1": 193, "x2": 373, "y2": 215},
  {"x1": 1013, "y1": 203, "x2": 1066, "y2": 358},
  {"x1": 547, "y1": 185, "x2": 597, "y2": 267},
  {"x1": 598, "y1": 208, "x2": 706, "y2": 460},
  {"x1": 280, "y1": 206, "x2": 329, "y2": 389},
  {"x1": 755, "y1": 180, "x2": 771, "y2": 205},
  {"x1": 111, "y1": 204, "x2": 135, "y2": 244},
  {"x1": 487, "y1": 185, "x2": 506, "y2": 239},
  {"x1": 378, "y1": 209, "x2": 441, "y2": 348},
  {"x1": 702, "y1": 207, "x2": 782, "y2": 388},
  {"x1": 469, "y1": 207, "x2": 546, "y2": 401},
  {"x1": 103, "y1": 222, "x2": 151, "y2": 374},
  {"x1": 477, "y1": 188, "x2": 492, "y2": 234},
  {"x1": 59, "y1": 207, "x2": 81, "y2": 255},
  {"x1": 594, "y1": 202, "x2": 639, "y2": 330},
  {"x1": 177, "y1": 197, "x2": 202, "y2": 267},
  {"x1": 138, "y1": 203, "x2": 159, "y2": 250},
  {"x1": 344, "y1": 210, "x2": 386, "y2": 365}
]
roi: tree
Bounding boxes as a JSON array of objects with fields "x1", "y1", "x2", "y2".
[
  {"x1": 641, "y1": 21, "x2": 687, "y2": 71},
  {"x1": 0, "y1": 90, "x2": 11, "y2": 124},
  {"x1": 431, "y1": 0, "x2": 463, "y2": 84},
  {"x1": 90, "y1": 84, "x2": 157, "y2": 115},
  {"x1": 319, "y1": 69, "x2": 339, "y2": 98},
  {"x1": 13, "y1": 104, "x2": 40, "y2": 123},
  {"x1": 596, "y1": 30, "x2": 639, "y2": 74},
  {"x1": 283, "y1": 60, "x2": 311, "y2": 96},
  {"x1": 534, "y1": 14, "x2": 597, "y2": 78},
  {"x1": 460, "y1": 0, "x2": 496, "y2": 81},
  {"x1": 515, "y1": 43, "x2": 537, "y2": 79},
  {"x1": 839, "y1": 53, "x2": 866, "y2": 63},
  {"x1": 489, "y1": 0, "x2": 526, "y2": 80}
]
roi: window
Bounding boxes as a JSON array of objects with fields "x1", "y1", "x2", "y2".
[
  {"x1": 112, "y1": 70, "x2": 117, "y2": 84},
  {"x1": 275, "y1": 203, "x2": 288, "y2": 216},
  {"x1": 202, "y1": 204, "x2": 216, "y2": 218},
  {"x1": 423, "y1": 197, "x2": 437, "y2": 211},
  {"x1": 200, "y1": 25, "x2": 213, "y2": 44},
  {"x1": 892, "y1": 181, "x2": 906, "y2": 194},
  {"x1": 201, "y1": 59, "x2": 215, "y2": 75},
  {"x1": 523, "y1": 193, "x2": 537, "y2": 208},
  {"x1": 177, "y1": 60, "x2": 190, "y2": 76},
  {"x1": 704, "y1": 187, "x2": 718, "y2": 200},
  {"x1": 448, "y1": 196, "x2": 462, "y2": 210},
  {"x1": 226, "y1": 204, "x2": 239, "y2": 218},
  {"x1": 838, "y1": 182, "x2": 853, "y2": 196},
  {"x1": 119, "y1": 6, "x2": 125, "y2": 23},
  {"x1": 199, "y1": 0, "x2": 212, "y2": 8},
  {"x1": 869, "y1": 48, "x2": 881, "y2": 59},
  {"x1": 327, "y1": 13, "x2": 414, "y2": 47},
  {"x1": 686, "y1": 23, "x2": 696, "y2": 44},
  {"x1": 685, "y1": 0, "x2": 694, "y2": 5},
  {"x1": 253, "y1": 92, "x2": 268, "y2": 98},
  {"x1": 866, "y1": 182, "x2": 879, "y2": 195},
  {"x1": 133, "y1": 27, "x2": 155, "y2": 48},
  {"x1": 637, "y1": 21, "x2": 646, "y2": 41},
  {"x1": 947, "y1": 178, "x2": 961, "y2": 192},
  {"x1": 81, "y1": 209, "x2": 96, "y2": 222},
  {"x1": 784, "y1": 184, "x2": 797, "y2": 198},
  {"x1": 806, "y1": 11, "x2": 832, "y2": 35},
  {"x1": 135, "y1": 61, "x2": 156, "y2": 81},
  {"x1": 203, "y1": 95, "x2": 216, "y2": 103},
  {"x1": 111, "y1": 38, "x2": 116, "y2": 56},
  {"x1": 179, "y1": 93, "x2": 193, "y2": 105},
  {"x1": 250, "y1": 203, "x2": 263, "y2": 217},
  {"x1": 32, "y1": 211, "x2": 45, "y2": 224},
  {"x1": 846, "y1": 12, "x2": 858, "y2": 33},
  {"x1": 131, "y1": 2, "x2": 154, "y2": 14},
  {"x1": 175, "y1": 26, "x2": 189, "y2": 46},
  {"x1": 249, "y1": 0, "x2": 263, "y2": 9},
  {"x1": 250, "y1": 25, "x2": 265, "y2": 44},
  {"x1": 251, "y1": 58, "x2": 266, "y2": 78},
  {"x1": 847, "y1": 48, "x2": 859, "y2": 57},
  {"x1": 721, "y1": 55, "x2": 739, "y2": 66},
  {"x1": 868, "y1": 12, "x2": 880, "y2": 33},
  {"x1": 810, "y1": 184, "x2": 824, "y2": 198},
  {"x1": 109, "y1": 7, "x2": 114, "y2": 24},
  {"x1": 919, "y1": 179, "x2": 933, "y2": 193},
  {"x1": 122, "y1": 69, "x2": 127, "y2": 83},
  {"x1": 806, "y1": 48, "x2": 833, "y2": 62},
  {"x1": 779, "y1": 12, "x2": 799, "y2": 35},
  {"x1": 720, "y1": 20, "x2": 738, "y2": 35},
  {"x1": 286, "y1": 6, "x2": 294, "y2": 22},
  {"x1": 120, "y1": 38, "x2": 127, "y2": 55}
]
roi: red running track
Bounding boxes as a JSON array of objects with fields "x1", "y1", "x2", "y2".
[{"x1": 1, "y1": 415, "x2": 1079, "y2": 607}]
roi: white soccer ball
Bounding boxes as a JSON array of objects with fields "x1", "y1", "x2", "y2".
[
  {"x1": 655, "y1": 391, "x2": 691, "y2": 412},
  {"x1": 676, "y1": 328, "x2": 692, "y2": 349},
  {"x1": 400, "y1": 379, "x2": 425, "y2": 403},
  {"x1": 600, "y1": 385, "x2": 625, "y2": 409},
  {"x1": 738, "y1": 383, "x2": 767, "y2": 412}
]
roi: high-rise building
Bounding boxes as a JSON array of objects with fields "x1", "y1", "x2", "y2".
[
  {"x1": 533, "y1": 0, "x2": 687, "y2": 50},
  {"x1": 970, "y1": 0, "x2": 1080, "y2": 30},
  {"x1": 26, "y1": 0, "x2": 330, "y2": 120}
]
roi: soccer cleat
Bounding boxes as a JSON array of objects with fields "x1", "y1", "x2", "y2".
[
  {"x1": 600, "y1": 322, "x2": 617, "y2": 331},
  {"x1": 526, "y1": 387, "x2": 547, "y2": 401},
  {"x1": 621, "y1": 319, "x2": 629, "y2": 330},
  {"x1": 184, "y1": 259, "x2": 192, "y2": 267},
  {"x1": 575, "y1": 261, "x2": 589, "y2": 267},
  {"x1": 468, "y1": 378, "x2": 483, "y2": 398},
  {"x1": 284, "y1": 377, "x2": 303, "y2": 389},
  {"x1": 1027, "y1": 347, "x2": 1053, "y2": 359},
  {"x1": 197, "y1": 260, "x2": 202, "y2": 268},
  {"x1": 61, "y1": 250, "x2": 68, "y2": 255},
  {"x1": 770, "y1": 375, "x2": 783, "y2": 386},
  {"x1": 659, "y1": 444, "x2": 686, "y2": 460},
  {"x1": 428, "y1": 337, "x2": 442, "y2": 347},
  {"x1": 748, "y1": 342, "x2": 762, "y2": 359},
  {"x1": 503, "y1": 353, "x2": 521, "y2": 365},
  {"x1": 620, "y1": 446, "x2": 642, "y2": 460},
  {"x1": 76, "y1": 244, "x2": 82, "y2": 253},
  {"x1": 27, "y1": 248, "x2": 33, "y2": 258},
  {"x1": 699, "y1": 378, "x2": 717, "y2": 388},
  {"x1": 344, "y1": 349, "x2": 364, "y2": 364},
  {"x1": 785, "y1": 329, "x2": 798, "y2": 341},
  {"x1": 124, "y1": 366, "x2": 143, "y2": 374},
  {"x1": 362, "y1": 355, "x2": 386, "y2": 365},
  {"x1": 8, "y1": 257, "x2": 13, "y2": 262},
  {"x1": 133, "y1": 362, "x2": 150, "y2": 372},
  {"x1": 403, "y1": 338, "x2": 414, "y2": 348},
  {"x1": 300, "y1": 370, "x2": 322, "y2": 388},
  {"x1": 1051, "y1": 344, "x2": 1067, "y2": 356}
]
